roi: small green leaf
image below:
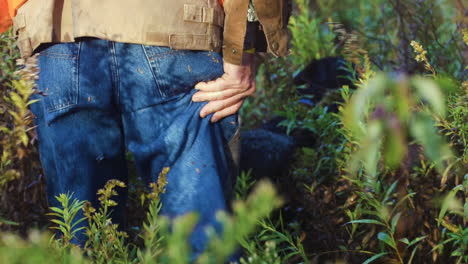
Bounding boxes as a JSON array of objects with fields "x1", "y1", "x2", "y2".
[
  {"x1": 50, "y1": 219, "x2": 67, "y2": 227},
  {"x1": 0, "y1": 217, "x2": 18, "y2": 226},
  {"x1": 408, "y1": 235, "x2": 427, "y2": 247},
  {"x1": 0, "y1": 126, "x2": 11, "y2": 133},
  {"x1": 391, "y1": 212, "x2": 401, "y2": 233},
  {"x1": 384, "y1": 181, "x2": 398, "y2": 202},
  {"x1": 408, "y1": 244, "x2": 419, "y2": 264},
  {"x1": 383, "y1": 122, "x2": 406, "y2": 168},
  {"x1": 410, "y1": 113, "x2": 452, "y2": 173},
  {"x1": 399, "y1": 238, "x2": 410, "y2": 244},
  {"x1": 363, "y1": 252, "x2": 389, "y2": 264},
  {"x1": 438, "y1": 185, "x2": 463, "y2": 223},
  {"x1": 347, "y1": 219, "x2": 386, "y2": 226},
  {"x1": 378, "y1": 232, "x2": 397, "y2": 249},
  {"x1": 412, "y1": 76, "x2": 446, "y2": 117},
  {"x1": 26, "y1": 99, "x2": 40, "y2": 106},
  {"x1": 70, "y1": 217, "x2": 87, "y2": 229}
]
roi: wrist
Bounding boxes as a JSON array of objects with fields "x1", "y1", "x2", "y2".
[{"x1": 242, "y1": 52, "x2": 254, "y2": 65}]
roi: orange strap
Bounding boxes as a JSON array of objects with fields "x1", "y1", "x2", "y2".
[
  {"x1": 0, "y1": 0, "x2": 28, "y2": 34},
  {"x1": 219, "y1": 0, "x2": 223, "y2": 7}
]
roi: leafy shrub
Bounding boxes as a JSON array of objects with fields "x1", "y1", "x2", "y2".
[
  {"x1": 240, "y1": 0, "x2": 466, "y2": 263},
  {"x1": 0, "y1": 230, "x2": 88, "y2": 264},
  {"x1": 0, "y1": 172, "x2": 283, "y2": 264},
  {"x1": 0, "y1": 30, "x2": 46, "y2": 231}
]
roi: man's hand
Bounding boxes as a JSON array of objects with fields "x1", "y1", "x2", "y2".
[{"x1": 191, "y1": 54, "x2": 256, "y2": 122}]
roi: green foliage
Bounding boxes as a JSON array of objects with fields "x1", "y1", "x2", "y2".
[
  {"x1": 136, "y1": 168, "x2": 168, "y2": 264},
  {"x1": 436, "y1": 85, "x2": 468, "y2": 166},
  {"x1": 289, "y1": 0, "x2": 337, "y2": 66},
  {"x1": 240, "y1": 55, "x2": 297, "y2": 129},
  {"x1": 315, "y1": 0, "x2": 465, "y2": 77},
  {"x1": 253, "y1": 217, "x2": 309, "y2": 263},
  {"x1": 0, "y1": 174, "x2": 283, "y2": 264},
  {"x1": 336, "y1": 36, "x2": 466, "y2": 264},
  {"x1": 240, "y1": 1, "x2": 467, "y2": 263},
  {"x1": 197, "y1": 181, "x2": 283, "y2": 264},
  {"x1": 48, "y1": 193, "x2": 87, "y2": 246},
  {"x1": 341, "y1": 73, "x2": 453, "y2": 182},
  {"x1": 239, "y1": 241, "x2": 281, "y2": 264},
  {"x1": 0, "y1": 53, "x2": 39, "y2": 188},
  {"x1": 0, "y1": 231, "x2": 89, "y2": 264},
  {"x1": 0, "y1": 29, "x2": 21, "y2": 84},
  {"x1": 234, "y1": 170, "x2": 256, "y2": 200},
  {"x1": 433, "y1": 176, "x2": 468, "y2": 264},
  {"x1": 83, "y1": 180, "x2": 130, "y2": 263},
  {"x1": 0, "y1": 30, "x2": 44, "y2": 230},
  {"x1": 235, "y1": 173, "x2": 308, "y2": 264}
]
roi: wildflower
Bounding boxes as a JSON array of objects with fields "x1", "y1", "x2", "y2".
[
  {"x1": 148, "y1": 167, "x2": 169, "y2": 200},
  {"x1": 82, "y1": 201, "x2": 96, "y2": 219},
  {"x1": 462, "y1": 28, "x2": 468, "y2": 46},
  {"x1": 410, "y1": 40, "x2": 436, "y2": 75},
  {"x1": 97, "y1": 179, "x2": 126, "y2": 207}
]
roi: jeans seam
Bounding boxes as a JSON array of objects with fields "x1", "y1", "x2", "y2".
[
  {"x1": 46, "y1": 101, "x2": 76, "y2": 113},
  {"x1": 142, "y1": 45, "x2": 165, "y2": 98},
  {"x1": 40, "y1": 51, "x2": 76, "y2": 56},
  {"x1": 76, "y1": 42, "x2": 81, "y2": 109},
  {"x1": 39, "y1": 53, "x2": 77, "y2": 59},
  {"x1": 148, "y1": 49, "x2": 186, "y2": 61},
  {"x1": 109, "y1": 41, "x2": 121, "y2": 106}
]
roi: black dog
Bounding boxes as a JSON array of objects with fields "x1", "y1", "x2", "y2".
[{"x1": 240, "y1": 57, "x2": 356, "y2": 180}]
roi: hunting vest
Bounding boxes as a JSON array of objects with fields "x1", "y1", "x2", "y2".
[{"x1": 13, "y1": 0, "x2": 290, "y2": 65}]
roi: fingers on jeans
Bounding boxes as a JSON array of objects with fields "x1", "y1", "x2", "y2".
[
  {"x1": 199, "y1": 86, "x2": 255, "y2": 119},
  {"x1": 193, "y1": 78, "x2": 255, "y2": 102},
  {"x1": 194, "y1": 75, "x2": 251, "y2": 93},
  {"x1": 211, "y1": 101, "x2": 244, "y2": 123},
  {"x1": 194, "y1": 76, "x2": 228, "y2": 92},
  {"x1": 192, "y1": 88, "x2": 241, "y2": 102}
]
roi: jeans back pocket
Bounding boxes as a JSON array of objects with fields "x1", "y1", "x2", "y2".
[
  {"x1": 143, "y1": 46, "x2": 224, "y2": 98},
  {"x1": 37, "y1": 42, "x2": 81, "y2": 116}
]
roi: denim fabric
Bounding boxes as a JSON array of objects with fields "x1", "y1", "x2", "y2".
[{"x1": 31, "y1": 38, "x2": 240, "y2": 261}]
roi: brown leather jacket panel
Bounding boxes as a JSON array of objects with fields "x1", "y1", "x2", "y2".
[{"x1": 222, "y1": 0, "x2": 289, "y2": 64}]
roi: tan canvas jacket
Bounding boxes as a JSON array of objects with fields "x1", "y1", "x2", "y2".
[{"x1": 13, "y1": 0, "x2": 289, "y2": 65}]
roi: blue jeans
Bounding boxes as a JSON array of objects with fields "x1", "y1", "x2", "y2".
[{"x1": 31, "y1": 38, "x2": 240, "y2": 260}]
